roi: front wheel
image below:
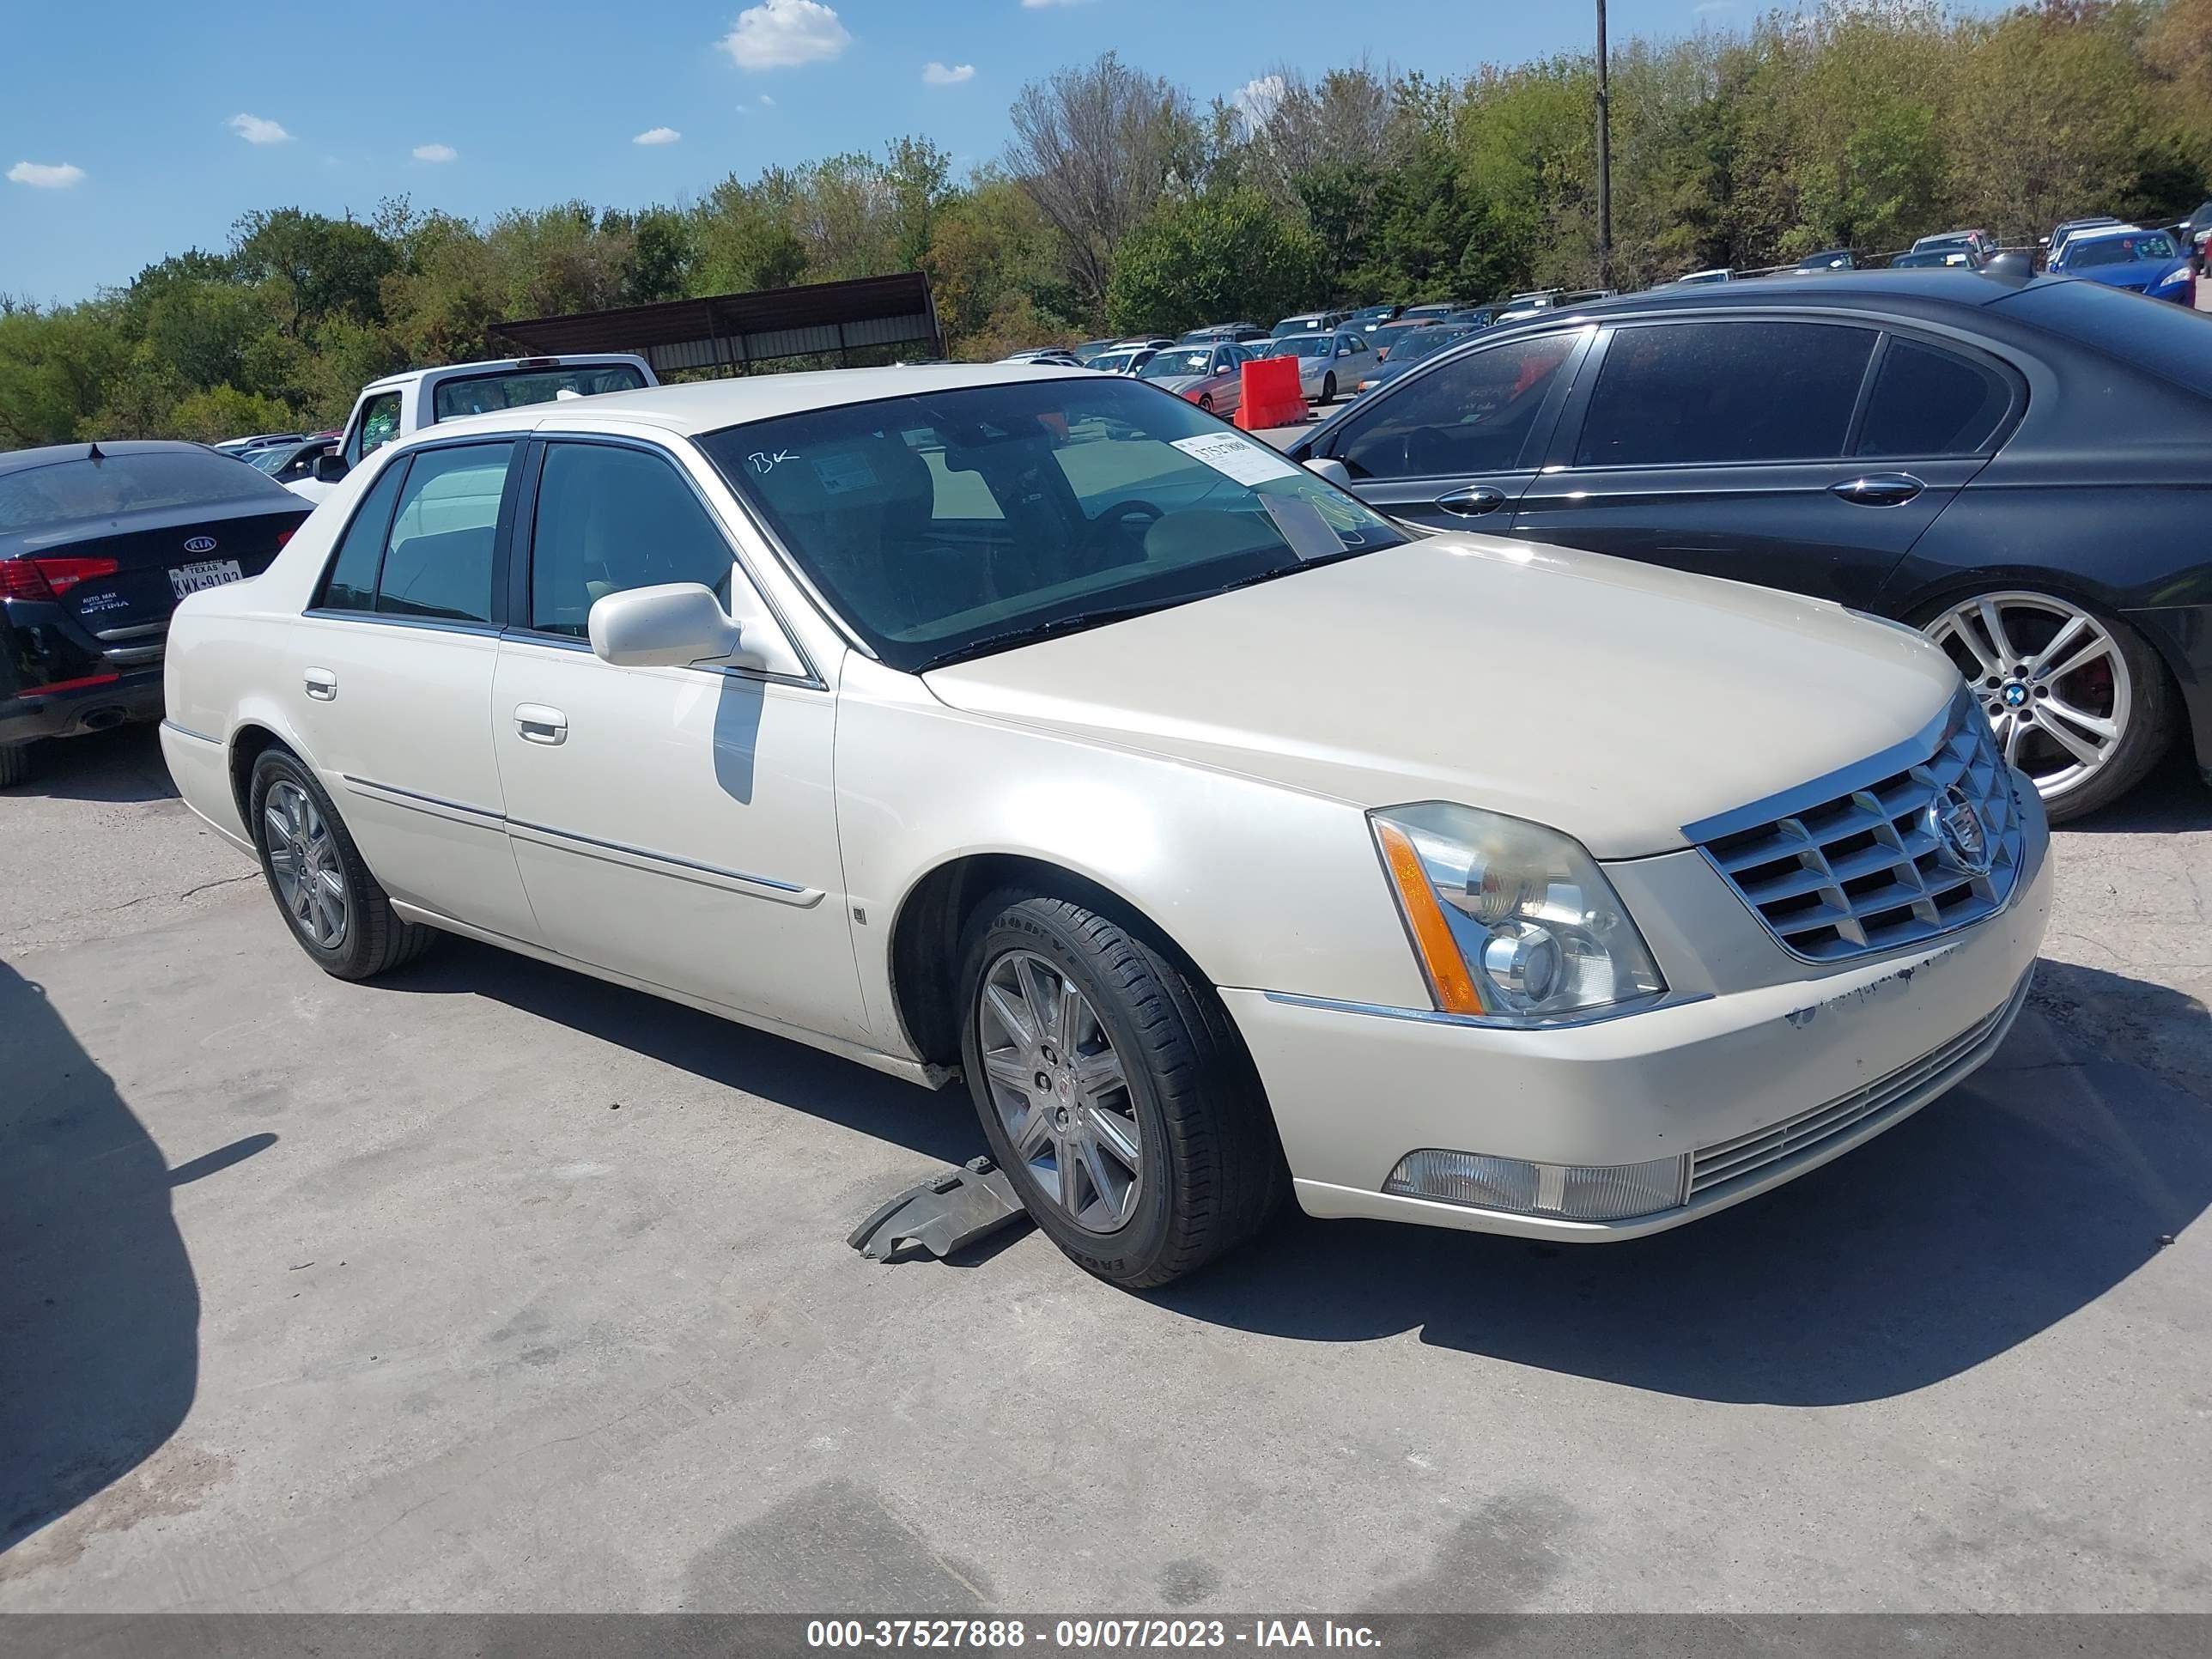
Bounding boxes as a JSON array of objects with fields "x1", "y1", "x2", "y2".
[
  {"x1": 248, "y1": 748, "x2": 434, "y2": 979},
  {"x1": 0, "y1": 742, "x2": 32, "y2": 789},
  {"x1": 1321, "y1": 372, "x2": 1337, "y2": 404},
  {"x1": 1198, "y1": 392, "x2": 1214, "y2": 412},
  {"x1": 958, "y1": 891, "x2": 1283, "y2": 1288},
  {"x1": 1918, "y1": 588, "x2": 2175, "y2": 822}
]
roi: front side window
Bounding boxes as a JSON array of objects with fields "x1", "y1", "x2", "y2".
[
  {"x1": 373, "y1": 442, "x2": 513, "y2": 623},
  {"x1": 1574, "y1": 321, "x2": 1876, "y2": 468},
  {"x1": 1332, "y1": 331, "x2": 1581, "y2": 480},
  {"x1": 697, "y1": 378, "x2": 1406, "y2": 672},
  {"x1": 528, "y1": 443, "x2": 734, "y2": 637},
  {"x1": 352, "y1": 391, "x2": 403, "y2": 464}
]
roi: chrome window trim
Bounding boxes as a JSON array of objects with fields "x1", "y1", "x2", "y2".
[
  {"x1": 1260, "y1": 988, "x2": 1711, "y2": 1032},
  {"x1": 492, "y1": 625, "x2": 825, "y2": 692},
  {"x1": 301, "y1": 609, "x2": 504, "y2": 640}
]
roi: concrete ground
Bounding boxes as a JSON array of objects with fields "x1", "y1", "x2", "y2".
[{"x1": 3, "y1": 723, "x2": 2209, "y2": 1613}]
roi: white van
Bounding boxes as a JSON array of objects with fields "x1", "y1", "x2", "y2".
[{"x1": 289, "y1": 354, "x2": 657, "y2": 504}]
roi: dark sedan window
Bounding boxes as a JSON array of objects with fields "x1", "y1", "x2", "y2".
[
  {"x1": 1856, "y1": 339, "x2": 2013, "y2": 458},
  {"x1": 1331, "y1": 333, "x2": 1580, "y2": 480},
  {"x1": 0, "y1": 450, "x2": 289, "y2": 534},
  {"x1": 1998, "y1": 276, "x2": 2212, "y2": 398},
  {"x1": 1575, "y1": 321, "x2": 1877, "y2": 467}
]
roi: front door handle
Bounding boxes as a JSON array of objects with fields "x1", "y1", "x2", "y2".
[
  {"x1": 1830, "y1": 472, "x2": 1924, "y2": 507},
  {"x1": 1435, "y1": 484, "x2": 1508, "y2": 517},
  {"x1": 303, "y1": 667, "x2": 337, "y2": 701},
  {"x1": 514, "y1": 704, "x2": 568, "y2": 745}
]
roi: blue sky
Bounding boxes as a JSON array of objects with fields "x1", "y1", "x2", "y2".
[{"x1": 3, "y1": 0, "x2": 1964, "y2": 305}]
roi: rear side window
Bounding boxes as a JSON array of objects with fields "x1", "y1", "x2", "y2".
[
  {"x1": 1855, "y1": 339, "x2": 2013, "y2": 458},
  {"x1": 1331, "y1": 332, "x2": 1581, "y2": 480},
  {"x1": 317, "y1": 459, "x2": 409, "y2": 611},
  {"x1": 374, "y1": 443, "x2": 512, "y2": 623},
  {"x1": 527, "y1": 443, "x2": 733, "y2": 637},
  {"x1": 1575, "y1": 321, "x2": 1876, "y2": 467}
]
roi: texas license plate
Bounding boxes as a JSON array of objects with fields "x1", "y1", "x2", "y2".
[{"x1": 170, "y1": 559, "x2": 243, "y2": 599}]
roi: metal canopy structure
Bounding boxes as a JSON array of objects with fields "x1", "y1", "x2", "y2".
[{"x1": 489, "y1": 272, "x2": 943, "y2": 378}]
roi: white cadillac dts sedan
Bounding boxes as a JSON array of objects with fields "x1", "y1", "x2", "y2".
[{"x1": 161, "y1": 365, "x2": 2051, "y2": 1287}]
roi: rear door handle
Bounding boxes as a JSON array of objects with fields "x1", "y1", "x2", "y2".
[
  {"x1": 514, "y1": 704, "x2": 568, "y2": 745},
  {"x1": 1435, "y1": 485, "x2": 1507, "y2": 517},
  {"x1": 303, "y1": 667, "x2": 337, "y2": 701},
  {"x1": 1830, "y1": 472, "x2": 1924, "y2": 507}
]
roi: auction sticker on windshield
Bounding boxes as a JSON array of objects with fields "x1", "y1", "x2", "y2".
[
  {"x1": 1171, "y1": 432, "x2": 1301, "y2": 488},
  {"x1": 170, "y1": 559, "x2": 244, "y2": 600}
]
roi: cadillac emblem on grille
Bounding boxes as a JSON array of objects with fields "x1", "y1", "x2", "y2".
[{"x1": 1929, "y1": 782, "x2": 1991, "y2": 877}]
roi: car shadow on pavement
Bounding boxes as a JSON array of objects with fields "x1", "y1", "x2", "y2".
[
  {"x1": 2057, "y1": 750, "x2": 2211, "y2": 833},
  {"x1": 2, "y1": 726, "x2": 180, "y2": 805},
  {"x1": 0, "y1": 958, "x2": 201, "y2": 1558},
  {"x1": 380, "y1": 938, "x2": 988, "y2": 1170},
  {"x1": 1156, "y1": 964, "x2": 2211, "y2": 1406}
]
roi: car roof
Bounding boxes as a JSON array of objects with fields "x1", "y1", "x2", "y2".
[
  {"x1": 2066, "y1": 223, "x2": 2153, "y2": 244},
  {"x1": 1484, "y1": 267, "x2": 2050, "y2": 326},
  {"x1": 359, "y1": 353, "x2": 647, "y2": 393},
  {"x1": 0, "y1": 439, "x2": 216, "y2": 477},
  {"x1": 410, "y1": 362, "x2": 1107, "y2": 442}
]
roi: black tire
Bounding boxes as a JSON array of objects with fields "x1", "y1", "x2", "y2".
[
  {"x1": 1913, "y1": 587, "x2": 2177, "y2": 823},
  {"x1": 0, "y1": 742, "x2": 31, "y2": 789},
  {"x1": 247, "y1": 747, "x2": 434, "y2": 980},
  {"x1": 1198, "y1": 392, "x2": 1214, "y2": 412},
  {"x1": 1321, "y1": 372, "x2": 1337, "y2": 404},
  {"x1": 957, "y1": 890, "x2": 1284, "y2": 1289}
]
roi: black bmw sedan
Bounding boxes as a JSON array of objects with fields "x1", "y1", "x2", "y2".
[
  {"x1": 1, "y1": 441, "x2": 310, "y2": 787},
  {"x1": 1287, "y1": 268, "x2": 2212, "y2": 820}
]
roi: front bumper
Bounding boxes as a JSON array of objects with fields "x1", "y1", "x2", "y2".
[{"x1": 1224, "y1": 807, "x2": 2053, "y2": 1242}]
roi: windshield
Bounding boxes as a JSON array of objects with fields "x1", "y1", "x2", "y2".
[
  {"x1": 1287, "y1": 335, "x2": 1337, "y2": 356},
  {"x1": 245, "y1": 447, "x2": 294, "y2": 474},
  {"x1": 697, "y1": 377, "x2": 1407, "y2": 672},
  {"x1": 429, "y1": 362, "x2": 648, "y2": 422},
  {"x1": 0, "y1": 449, "x2": 288, "y2": 534},
  {"x1": 1391, "y1": 326, "x2": 1475, "y2": 366},
  {"x1": 1141, "y1": 349, "x2": 1216, "y2": 380},
  {"x1": 1090, "y1": 352, "x2": 1139, "y2": 374},
  {"x1": 2067, "y1": 233, "x2": 2176, "y2": 267}
]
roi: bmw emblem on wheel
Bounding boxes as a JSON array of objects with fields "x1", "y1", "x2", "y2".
[
  {"x1": 2001, "y1": 682, "x2": 2028, "y2": 708},
  {"x1": 1928, "y1": 783, "x2": 1992, "y2": 877},
  {"x1": 184, "y1": 535, "x2": 217, "y2": 553}
]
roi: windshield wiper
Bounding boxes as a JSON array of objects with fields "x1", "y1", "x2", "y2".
[{"x1": 917, "y1": 600, "x2": 1187, "y2": 671}]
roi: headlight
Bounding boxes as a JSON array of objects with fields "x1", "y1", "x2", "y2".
[{"x1": 1370, "y1": 802, "x2": 1665, "y2": 1025}]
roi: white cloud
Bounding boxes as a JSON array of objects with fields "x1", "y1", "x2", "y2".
[
  {"x1": 1235, "y1": 74, "x2": 1285, "y2": 133},
  {"x1": 1693, "y1": 0, "x2": 1735, "y2": 10},
  {"x1": 922, "y1": 62, "x2": 975, "y2": 86},
  {"x1": 229, "y1": 112, "x2": 293, "y2": 145},
  {"x1": 8, "y1": 160, "x2": 84, "y2": 189},
  {"x1": 759, "y1": 93, "x2": 777, "y2": 106},
  {"x1": 411, "y1": 143, "x2": 458, "y2": 163},
  {"x1": 633, "y1": 126, "x2": 683, "y2": 145},
  {"x1": 1022, "y1": 0, "x2": 1092, "y2": 8},
  {"x1": 719, "y1": 0, "x2": 849, "y2": 70}
]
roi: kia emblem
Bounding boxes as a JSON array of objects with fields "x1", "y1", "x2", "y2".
[{"x1": 184, "y1": 536, "x2": 217, "y2": 554}]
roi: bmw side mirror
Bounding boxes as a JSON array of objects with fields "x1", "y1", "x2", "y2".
[{"x1": 314, "y1": 453, "x2": 349, "y2": 483}]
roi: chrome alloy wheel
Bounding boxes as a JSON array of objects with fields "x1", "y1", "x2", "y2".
[
  {"x1": 1923, "y1": 592, "x2": 2132, "y2": 803},
  {"x1": 975, "y1": 949, "x2": 1143, "y2": 1233},
  {"x1": 264, "y1": 780, "x2": 349, "y2": 949}
]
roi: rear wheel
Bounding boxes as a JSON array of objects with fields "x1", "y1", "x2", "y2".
[
  {"x1": 1918, "y1": 588, "x2": 2175, "y2": 822},
  {"x1": 0, "y1": 742, "x2": 31, "y2": 789},
  {"x1": 248, "y1": 748, "x2": 434, "y2": 979},
  {"x1": 958, "y1": 890, "x2": 1282, "y2": 1289}
]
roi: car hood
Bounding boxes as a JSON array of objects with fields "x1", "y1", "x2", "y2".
[
  {"x1": 2078, "y1": 261, "x2": 2185, "y2": 291},
  {"x1": 921, "y1": 533, "x2": 1961, "y2": 860}
]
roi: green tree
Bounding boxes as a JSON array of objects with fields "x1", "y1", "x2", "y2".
[{"x1": 1105, "y1": 188, "x2": 1324, "y2": 336}]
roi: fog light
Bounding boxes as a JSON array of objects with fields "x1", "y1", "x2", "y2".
[{"x1": 1382, "y1": 1149, "x2": 1688, "y2": 1221}]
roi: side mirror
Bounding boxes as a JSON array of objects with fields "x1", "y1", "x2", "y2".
[
  {"x1": 314, "y1": 453, "x2": 349, "y2": 483},
  {"x1": 588, "y1": 582, "x2": 745, "y2": 669},
  {"x1": 1304, "y1": 457, "x2": 1352, "y2": 489}
]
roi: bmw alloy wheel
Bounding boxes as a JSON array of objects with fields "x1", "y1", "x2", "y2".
[
  {"x1": 1923, "y1": 591, "x2": 2131, "y2": 804},
  {"x1": 264, "y1": 778, "x2": 349, "y2": 949},
  {"x1": 975, "y1": 948, "x2": 1143, "y2": 1233}
]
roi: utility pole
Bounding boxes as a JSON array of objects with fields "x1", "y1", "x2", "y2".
[{"x1": 1595, "y1": 0, "x2": 1613, "y2": 288}]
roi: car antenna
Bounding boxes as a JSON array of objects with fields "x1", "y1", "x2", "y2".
[{"x1": 86, "y1": 441, "x2": 105, "y2": 461}]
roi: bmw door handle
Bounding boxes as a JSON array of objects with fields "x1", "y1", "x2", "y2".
[
  {"x1": 514, "y1": 704, "x2": 568, "y2": 745},
  {"x1": 303, "y1": 667, "x2": 337, "y2": 701},
  {"x1": 1435, "y1": 485, "x2": 1507, "y2": 516},
  {"x1": 1830, "y1": 472, "x2": 1924, "y2": 507}
]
